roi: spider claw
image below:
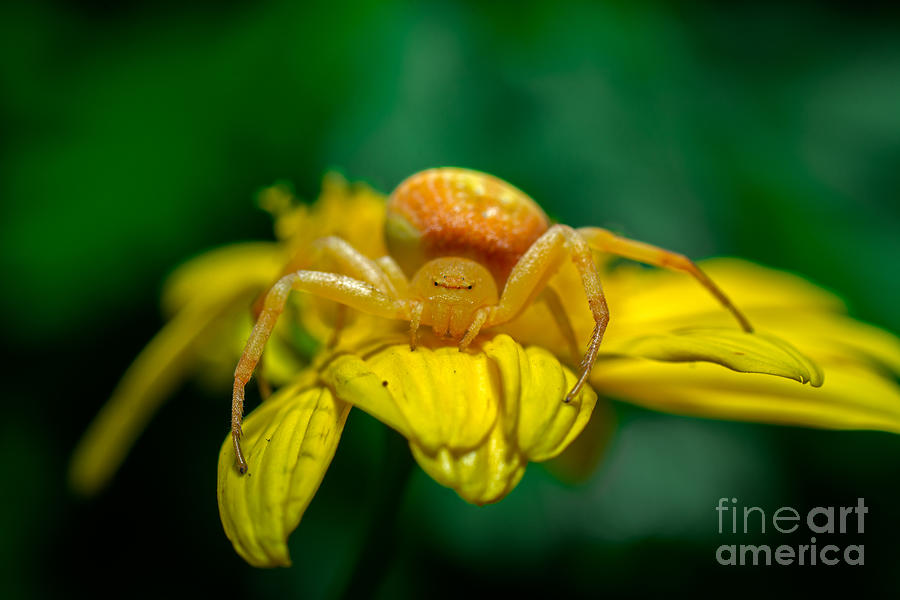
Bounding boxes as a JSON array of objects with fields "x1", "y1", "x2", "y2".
[{"x1": 232, "y1": 430, "x2": 249, "y2": 476}]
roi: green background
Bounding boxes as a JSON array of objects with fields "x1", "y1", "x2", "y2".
[{"x1": 2, "y1": 1, "x2": 898, "y2": 597}]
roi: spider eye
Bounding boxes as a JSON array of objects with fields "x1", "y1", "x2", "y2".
[
  {"x1": 467, "y1": 285, "x2": 473, "y2": 290},
  {"x1": 434, "y1": 281, "x2": 438, "y2": 286}
]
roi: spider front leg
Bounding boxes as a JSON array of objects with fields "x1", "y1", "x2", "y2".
[
  {"x1": 232, "y1": 271, "x2": 408, "y2": 474},
  {"x1": 250, "y1": 237, "x2": 400, "y2": 390},
  {"x1": 485, "y1": 224, "x2": 610, "y2": 402},
  {"x1": 310, "y1": 236, "x2": 399, "y2": 296},
  {"x1": 577, "y1": 227, "x2": 753, "y2": 332}
]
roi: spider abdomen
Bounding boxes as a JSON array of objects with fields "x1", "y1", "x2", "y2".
[{"x1": 385, "y1": 167, "x2": 550, "y2": 283}]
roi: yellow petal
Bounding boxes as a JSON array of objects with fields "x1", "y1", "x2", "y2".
[
  {"x1": 190, "y1": 308, "x2": 309, "y2": 391},
  {"x1": 160, "y1": 242, "x2": 286, "y2": 318},
  {"x1": 409, "y1": 424, "x2": 527, "y2": 505},
  {"x1": 740, "y1": 311, "x2": 900, "y2": 375},
  {"x1": 484, "y1": 335, "x2": 597, "y2": 461},
  {"x1": 518, "y1": 254, "x2": 900, "y2": 437},
  {"x1": 601, "y1": 258, "x2": 845, "y2": 330},
  {"x1": 614, "y1": 328, "x2": 824, "y2": 387},
  {"x1": 503, "y1": 258, "x2": 850, "y2": 364},
  {"x1": 312, "y1": 173, "x2": 389, "y2": 259},
  {"x1": 254, "y1": 174, "x2": 395, "y2": 350},
  {"x1": 321, "y1": 334, "x2": 597, "y2": 504},
  {"x1": 70, "y1": 242, "x2": 294, "y2": 495},
  {"x1": 321, "y1": 347, "x2": 498, "y2": 453},
  {"x1": 270, "y1": 173, "x2": 389, "y2": 263},
  {"x1": 69, "y1": 299, "x2": 236, "y2": 495},
  {"x1": 591, "y1": 358, "x2": 900, "y2": 434},
  {"x1": 217, "y1": 377, "x2": 351, "y2": 568}
]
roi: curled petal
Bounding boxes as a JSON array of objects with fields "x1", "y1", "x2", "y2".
[
  {"x1": 365, "y1": 345, "x2": 500, "y2": 453},
  {"x1": 614, "y1": 328, "x2": 824, "y2": 387},
  {"x1": 321, "y1": 335, "x2": 597, "y2": 504},
  {"x1": 583, "y1": 258, "x2": 900, "y2": 435},
  {"x1": 501, "y1": 254, "x2": 900, "y2": 442},
  {"x1": 501, "y1": 258, "x2": 851, "y2": 366},
  {"x1": 591, "y1": 358, "x2": 900, "y2": 434},
  {"x1": 410, "y1": 425, "x2": 526, "y2": 506},
  {"x1": 217, "y1": 378, "x2": 351, "y2": 567},
  {"x1": 321, "y1": 347, "x2": 498, "y2": 454},
  {"x1": 742, "y1": 311, "x2": 900, "y2": 375},
  {"x1": 483, "y1": 335, "x2": 597, "y2": 461}
]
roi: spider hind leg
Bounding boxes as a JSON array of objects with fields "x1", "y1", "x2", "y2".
[{"x1": 577, "y1": 227, "x2": 753, "y2": 332}]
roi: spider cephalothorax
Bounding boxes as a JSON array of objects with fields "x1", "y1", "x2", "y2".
[
  {"x1": 230, "y1": 167, "x2": 752, "y2": 474},
  {"x1": 408, "y1": 257, "x2": 499, "y2": 341}
]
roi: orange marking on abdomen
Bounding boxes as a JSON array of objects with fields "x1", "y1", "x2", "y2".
[{"x1": 387, "y1": 168, "x2": 550, "y2": 282}]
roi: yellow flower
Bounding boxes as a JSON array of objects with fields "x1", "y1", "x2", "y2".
[
  {"x1": 509, "y1": 254, "x2": 900, "y2": 434},
  {"x1": 70, "y1": 173, "x2": 900, "y2": 569},
  {"x1": 217, "y1": 333, "x2": 596, "y2": 566}
]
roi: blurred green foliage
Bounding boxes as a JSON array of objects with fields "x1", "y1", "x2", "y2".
[{"x1": 1, "y1": 1, "x2": 898, "y2": 598}]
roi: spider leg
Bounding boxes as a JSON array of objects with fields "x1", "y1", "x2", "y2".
[
  {"x1": 487, "y1": 225, "x2": 610, "y2": 402},
  {"x1": 310, "y1": 236, "x2": 398, "y2": 296},
  {"x1": 232, "y1": 271, "x2": 407, "y2": 474},
  {"x1": 375, "y1": 256, "x2": 410, "y2": 297},
  {"x1": 252, "y1": 236, "x2": 399, "y2": 317},
  {"x1": 256, "y1": 354, "x2": 273, "y2": 400},
  {"x1": 321, "y1": 252, "x2": 413, "y2": 349},
  {"x1": 459, "y1": 307, "x2": 490, "y2": 350},
  {"x1": 251, "y1": 237, "x2": 397, "y2": 393},
  {"x1": 537, "y1": 286, "x2": 581, "y2": 365},
  {"x1": 408, "y1": 301, "x2": 424, "y2": 349},
  {"x1": 577, "y1": 227, "x2": 753, "y2": 333}
]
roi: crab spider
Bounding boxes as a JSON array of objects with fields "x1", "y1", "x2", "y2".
[{"x1": 231, "y1": 168, "x2": 752, "y2": 474}]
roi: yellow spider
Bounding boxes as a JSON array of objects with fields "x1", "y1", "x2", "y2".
[{"x1": 231, "y1": 167, "x2": 753, "y2": 473}]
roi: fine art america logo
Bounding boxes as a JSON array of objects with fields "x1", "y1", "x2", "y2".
[{"x1": 715, "y1": 498, "x2": 866, "y2": 566}]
